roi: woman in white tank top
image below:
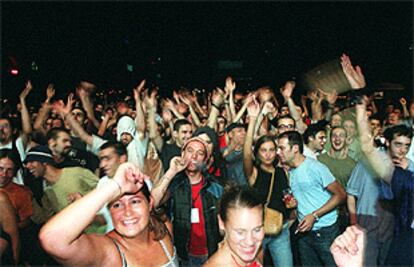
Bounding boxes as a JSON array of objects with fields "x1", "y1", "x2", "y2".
[{"x1": 39, "y1": 163, "x2": 178, "y2": 266}]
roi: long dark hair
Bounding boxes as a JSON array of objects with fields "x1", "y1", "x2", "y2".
[{"x1": 253, "y1": 135, "x2": 278, "y2": 168}]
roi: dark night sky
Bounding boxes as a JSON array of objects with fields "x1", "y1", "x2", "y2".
[{"x1": 2, "y1": 2, "x2": 413, "y2": 101}]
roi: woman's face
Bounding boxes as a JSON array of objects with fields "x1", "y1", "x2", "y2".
[
  {"x1": 258, "y1": 141, "x2": 276, "y2": 166},
  {"x1": 197, "y1": 133, "x2": 213, "y2": 159},
  {"x1": 110, "y1": 191, "x2": 151, "y2": 238},
  {"x1": 220, "y1": 206, "x2": 264, "y2": 264}
]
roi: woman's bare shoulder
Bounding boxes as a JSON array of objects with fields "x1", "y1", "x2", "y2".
[{"x1": 202, "y1": 249, "x2": 230, "y2": 267}]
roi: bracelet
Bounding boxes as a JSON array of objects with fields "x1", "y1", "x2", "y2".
[
  {"x1": 312, "y1": 212, "x2": 320, "y2": 222},
  {"x1": 111, "y1": 179, "x2": 122, "y2": 197},
  {"x1": 211, "y1": 103, "x2": 221, "y2": 110}
]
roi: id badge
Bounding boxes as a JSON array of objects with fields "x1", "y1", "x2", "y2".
[{"x1": 191, "y1": 208, "x2": 200, "y2": 223}]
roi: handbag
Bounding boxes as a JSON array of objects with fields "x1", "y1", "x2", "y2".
[{"x1": 263, "y1": 170, "x2": 283, "y2": 235}]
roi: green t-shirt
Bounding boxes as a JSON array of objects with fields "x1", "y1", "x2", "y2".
[
  {"x1": 32, "y1": 167, "x2": 98, "y2": 224},
  {"x1": 317, "y1": 154, "x2": 356, "y2": 188}
]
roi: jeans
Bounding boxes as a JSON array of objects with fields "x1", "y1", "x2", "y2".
[
  {"x1": 297, "y1": 221, "x2": 339, "y2": 267},
  {"x1": 262, "y1": 222, "x2": 293, "y2": 267},
  {"x1": 364, "y1": 232, "x2": 392, "y2": 266}
]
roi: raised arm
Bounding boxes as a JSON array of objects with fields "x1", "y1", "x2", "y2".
[
  {"x1": 54, "y1": 94, "x2": 93, "y2": 146},
  {"x1": 356, "y1": 98, "x2": 394, "y2": 183},
  {"x1": 342, "y1": 54, "x2": 394, "y2": 183},
  {"x1": 151, "y1": 156, "x2": 188, "y2": 207},
  {"x1": 243, "y1": 97, "x2": 260, "y2": 184},
  {"x1": 164, "y1": 98, "x2": 185, "y2": 120},
  {"x1": 133, "y1": 80, "x2": 147, "y2": 137},
  {"x1": 39, "y1": 163, "x2": 146, "y2": 266},
  {"x1": 233, "y1": 93, "x2": 253, "y2": 123},
  {"x1": 33, "y1": 84, "x2": 55, "y2": 135},
  {"x1": 324, "y1": 89, "x2": 338, "y2": 122},
  {"x1": 280, "y1": 81, "x2": 308, "y2": 133},
  {"x1": 18, "y1": 81, "x2": 33, "y2": 148},
  {"x1": 399, "y1": 98, "x2": 410, "y2": 118},
  {"x1": 77, "y1": 82, "x2": 100, "y2": 129},
  {"x1": 145, "y1": 89, "x2": 164, "y2": 152},
  {"x1": 224, "y1": 76, "x2": 237, "y2": 119},
  {"x1": 180, "y1": 94, "x2": 201, "y2": 127},
  {"x1": 207, "y1": 88, "x2": 225, "y2": 129}
]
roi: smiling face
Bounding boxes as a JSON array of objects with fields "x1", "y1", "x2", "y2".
[
  {"x1": 330, "y1": 127, "x2": 347, "y2": 151},
  {"x1": 109, "y1": 191, "x2": 152, "y2": 238},
  {"x1": 219, "y1": 206, "x2": 264, "y2": 265},
  {"x1": 25, "y1": 161, "x2": 46, "y2": 178}
]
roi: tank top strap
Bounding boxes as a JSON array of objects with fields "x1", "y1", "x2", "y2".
[
  {"x1": 111, "y1": 238, "x2": 128, "y2": 267},
  {"x1": 159, "y1": 239, "x2": 173, "y2": 261}
]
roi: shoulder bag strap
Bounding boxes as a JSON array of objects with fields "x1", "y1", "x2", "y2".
[{"x1": 265, "y1": 171, "x2": 275, "y2": 207}]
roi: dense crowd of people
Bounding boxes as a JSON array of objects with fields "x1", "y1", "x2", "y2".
[{"x1": 0, "y1": 54, "x2": 413, "y2": 266}]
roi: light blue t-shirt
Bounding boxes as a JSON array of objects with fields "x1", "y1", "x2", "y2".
[
  {"x1": 289, "y1": 157, "x2": 338, "y2": 230},
  {"x1": 346, "y1": 158, "x2": 381, "y2": 217}
]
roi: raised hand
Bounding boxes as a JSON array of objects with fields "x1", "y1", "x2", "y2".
[
  {"x1": 46, "y1": 84, "x2": 55, "y2": 103},
  {"x1": 179, "y1": 95, "x2": 192, "y2": 106},
  {"x1": 330, "y1": 226, "x2": 365, "y2": 267},
  {"x1": 53, "y1": 93, "x2": 75, "y2": 116},
  {"x1": 133, "y1": 80, "x2": 146, "y2": 102},
  {"x1": 143, "y1": 88, "x2": 158, "y2": 110},
  {"x1": 280, "y1": 80, "x2": 296, "y2": 101},
  {"x1": 247, "y1": 96, "x2": 260, "y2": 117},
  {"x1": 168, "y1": 156, "x2": 189, "y2": 175},
  {"x1": 113, "y1": 163, "x2": 149, "y2": 195},
  {"x1": 173, "y1": 90, "x2": 181, "y2": 104},
  {"x1": 340, "y1": 54, "x2": 366, "y2": 89},
  {"x1": 262, "y1": 101, "x2": 276, "y2": 116},
  {"x1": 19, "y1": 80, "x2": 33, "y2": 100},
  {"x1": 399, "y1": 97, "x2": 407, "y2": 106},
  {"x1": 224, "y1": 76, "x2": 236, "y2": 97},
  {"x1": 164, "y1": 98, "x2": 176, "y2": 111},
  {"x1": 211, "y1": 87, "x2": 225, "y2": 106}
]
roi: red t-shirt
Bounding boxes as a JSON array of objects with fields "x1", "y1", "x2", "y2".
[
  {"x1": 218, "y1": 134, "x2": 227, "y2": 150},
  {"x1": 188, "y1": 177, "x2": 208, "y2": 255}
]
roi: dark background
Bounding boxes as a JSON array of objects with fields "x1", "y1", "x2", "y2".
[{"x1": 2, "y1": 2, "x2": 413, "y2": 105}]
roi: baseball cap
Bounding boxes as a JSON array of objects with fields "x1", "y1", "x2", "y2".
[{"x1": 24, "y1": 145, "x2": 54, "y2": 164}]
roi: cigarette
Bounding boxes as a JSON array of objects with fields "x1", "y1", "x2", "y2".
[{"x1": 294, "y1": 229, "x2": 299, "y2": 235}]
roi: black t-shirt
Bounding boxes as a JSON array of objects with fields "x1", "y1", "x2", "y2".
[{"x1": 252, "y1": 167, "x2": 289, "y2": 218}]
